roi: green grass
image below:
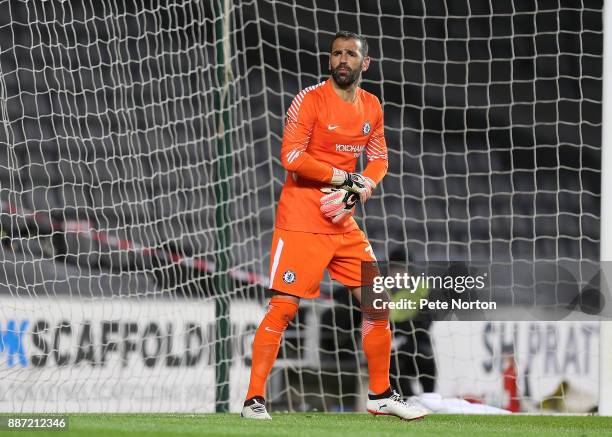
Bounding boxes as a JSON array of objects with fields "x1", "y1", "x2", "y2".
[{"x1": 5, "y1": 413, "x2": 612, "y2": 437}]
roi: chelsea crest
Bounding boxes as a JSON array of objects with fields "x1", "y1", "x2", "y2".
[
  {"x1": 362, "y1": 121, "x2": 371, "y2": 135},
  {"x1": 283, "y1": 270, "x2": 296, "y2": 284}
]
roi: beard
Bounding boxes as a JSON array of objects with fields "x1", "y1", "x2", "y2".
[{"x1": 331, "y1": 63, "x2": 361, "y2": 88}]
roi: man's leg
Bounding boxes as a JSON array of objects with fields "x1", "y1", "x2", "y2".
[
  {"x1": 350, "y1": 286, "x2": 427, "y2": 420},
  {"x1": 350, "y1": 286, "x2": 392, "y2": 395},
  {"x1": 246, "y1": 293, "x2": 299, "y2": 401},
  {"x1": 244, "y1": 228, "x2": 331, "y2": 418},
  {"x1": 323, "y1": 230, "x2": 427, "y2": 419}
]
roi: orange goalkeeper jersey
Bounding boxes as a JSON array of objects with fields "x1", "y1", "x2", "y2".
[{"x1": 275, "y1": 79, "x2": 388, "y2": 234}]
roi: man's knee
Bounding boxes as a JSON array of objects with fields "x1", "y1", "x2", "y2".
[
  {"x1": 268, "y1": 294, "x2": 299, "y2": 325},
  {"x1": 361, "y1": 290, "x2": 390, "y2": 321}
]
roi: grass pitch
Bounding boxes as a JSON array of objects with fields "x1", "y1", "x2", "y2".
[{"x1": 9, "y1": 413, "x2": 612, "y2": 436}]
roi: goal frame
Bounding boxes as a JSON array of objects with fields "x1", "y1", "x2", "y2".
[{"x1": 599, "y1": 0, "x2": 612, "y2": 417}]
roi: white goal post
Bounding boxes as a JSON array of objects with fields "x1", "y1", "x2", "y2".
[{"x1": 598, "y1": 0, "x2": 612, "y2": 417}]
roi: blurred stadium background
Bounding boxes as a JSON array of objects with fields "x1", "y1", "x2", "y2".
[{"x1": 0, "y1": 0, "x2": 604, "y2": 414}]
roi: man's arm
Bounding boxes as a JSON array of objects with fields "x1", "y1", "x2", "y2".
[
  {"x1": 333, "y1": 104, "x2": 388, "y2": 206},
  {"x1": 361, "y1": 105, "x2": 389, "y2": 186},
  {"x1": 280, "y1": 89, "x2": 337, "y2": 183}
]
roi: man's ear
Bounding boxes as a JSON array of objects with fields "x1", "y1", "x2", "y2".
[{"x1": 362, "y1": 56, "x2": 371, "y2": 72}]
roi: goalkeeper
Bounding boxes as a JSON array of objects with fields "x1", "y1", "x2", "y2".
[{"x1": 242, "y1": 31, "x2": 427, "y2": 421}]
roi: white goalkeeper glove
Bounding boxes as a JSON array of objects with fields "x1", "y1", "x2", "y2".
[
  {"x1": 320, "y1": 188, "x2": 359, "y2": 224},
  {"x1": 330, "y1": 169, "x2": 376, "y2": 203}
]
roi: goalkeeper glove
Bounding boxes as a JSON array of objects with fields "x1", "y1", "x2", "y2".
[
  {"x1": 330, "y1": 169, "x2": 376, "y2": 203},
  {"x1": 320, "y1": 188, "x2": 359, "y2": 224}
]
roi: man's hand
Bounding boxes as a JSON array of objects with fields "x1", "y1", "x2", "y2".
[
  {"x1": 330, "y1": 169, "x2": 376, "y2": 203},
  {"x1": 320, "y1": 188, "x2": 359, "y2": 224}
]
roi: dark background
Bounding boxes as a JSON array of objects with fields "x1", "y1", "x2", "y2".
[
  {"x1": 0, "y1": 1, "x2": 602, "y2": 296},
  {"x1": 247, "y1": 0, "x2": 602, "y2": 264},
  {"x1": 0, "y1": 0, "x2": 603, "y2": 411}
]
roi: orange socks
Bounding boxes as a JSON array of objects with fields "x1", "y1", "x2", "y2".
[
  {"x1": 246, "y1": 296, "x2": 299, "y2": 400},
  {"x1": 247, "y1": 296, "x2": 390, "y2": 399},
  {"x1": 362, "y1": 319, "x2": 392, "y2": 394}
]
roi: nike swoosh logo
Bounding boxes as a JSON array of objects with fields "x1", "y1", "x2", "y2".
[
  {"x1": 328, "y1": 124, "x2": 340, "y2": 130},
  {"x1": 264, "y1": 326, "x2": 282, "y2": 334}
]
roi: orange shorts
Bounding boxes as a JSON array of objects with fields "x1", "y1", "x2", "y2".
[{"x1": 268, "y1": 227, "x2": 378, "y2": 299}]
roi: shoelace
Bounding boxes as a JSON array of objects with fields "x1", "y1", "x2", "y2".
[
  {"x1": 251, "y1": 402, "x2": 267, "y2": 414},
  {"x1": 389, "y1": 391, "x2": 410, "y2": 406}
]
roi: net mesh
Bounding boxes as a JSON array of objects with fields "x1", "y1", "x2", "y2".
[{"x1": 0, "y1": 0, "x2": 603, "y2": 413}]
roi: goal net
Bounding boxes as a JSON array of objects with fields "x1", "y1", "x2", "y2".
[{"x1": 0, "y1": 0, "x2": 603, "y2": 414}]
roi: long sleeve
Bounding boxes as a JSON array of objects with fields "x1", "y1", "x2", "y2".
[
  {"x1": 280, "y1": 88, "x2": 335, "y2": 183},
  {"x1": 362, "y1": 107, "x2": 388, "y2": 185}
]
